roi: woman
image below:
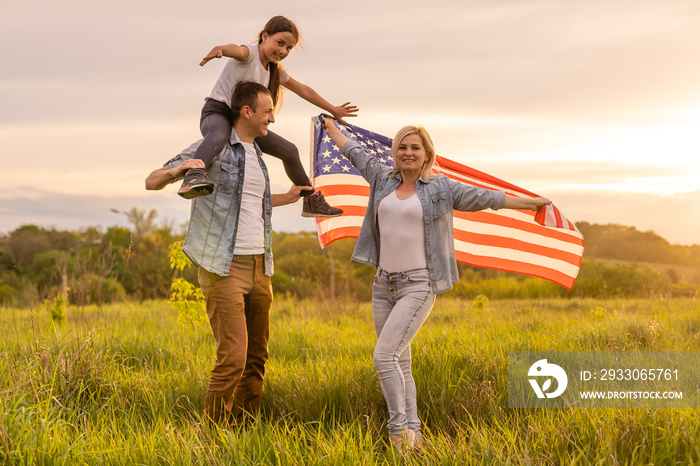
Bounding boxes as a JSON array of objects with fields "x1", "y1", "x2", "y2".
[{"x1": 321, "y1": 116, "x2": 550, "y2": 451}]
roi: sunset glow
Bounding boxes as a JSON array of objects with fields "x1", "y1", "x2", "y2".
[{"x1": 2, "y1": 1, "x2": 700, "y2": 244}]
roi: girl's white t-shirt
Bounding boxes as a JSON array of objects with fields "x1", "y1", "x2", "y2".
[
  {"x1": 208, "y1": 43, "x2": 290, "y2": 107},
  {"x1": 377, "y1": 191, "x2": 428, "y2": 272},
  {"x1": 232, "y1": 143, "x2": 266, "y2": 255}
]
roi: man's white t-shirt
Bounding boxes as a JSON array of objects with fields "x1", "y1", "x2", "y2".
[{"x1": 233, "y1": 142, "x2": 266, "y2": 255}]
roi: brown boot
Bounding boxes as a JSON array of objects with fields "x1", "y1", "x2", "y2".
[{"x1": 301, "y1": 191, "x2": 343, "y2": 218}]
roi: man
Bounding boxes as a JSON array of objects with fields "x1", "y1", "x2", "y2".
[{"x1": 145, "y1": 82, "x2": 311, "y2": 425}]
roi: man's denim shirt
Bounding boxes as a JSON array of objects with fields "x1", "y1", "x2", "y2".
[
  {"x1": 166, "y1": 130, "x2": 274, "y2": 277},
  {"x1": 341, "y1": 140, "x2": 506, "y2": 294}
]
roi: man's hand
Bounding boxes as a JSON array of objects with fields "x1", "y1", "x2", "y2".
[
  {"x1": 272, "y1": 185, "x2": 314, "y2": 207},
  {"x1": 145, "y1": 159, "x2": 205, "y2": 191}
]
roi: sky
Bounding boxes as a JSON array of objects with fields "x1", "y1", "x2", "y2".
[{"x1": 2, "y1": 0, "x2": 700, "y2": 245}]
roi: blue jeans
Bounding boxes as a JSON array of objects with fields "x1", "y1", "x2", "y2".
[{"x1": 372, "y1": 267, "x2": 435, "y2": 435}]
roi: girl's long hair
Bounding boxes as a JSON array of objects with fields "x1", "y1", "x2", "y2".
[{"x1": 258, "y1": 16, "x2": 300, "y2": 106}]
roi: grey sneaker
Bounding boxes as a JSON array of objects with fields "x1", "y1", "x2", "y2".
[
  {"x1": 177, "y1": 168, "x2": 214, "y2": 199},
  {"x1": 302, "y1": 191, "x2": 343, "y2": 218}
]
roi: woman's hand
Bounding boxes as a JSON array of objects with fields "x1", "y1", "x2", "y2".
[
  {"x1": 531, "y1": 197, "x2": 552, "y2": 210},
  {"x1": 503, "y1": 195, "x2": 552, "y2": 211},
  {"x1": 321, "y1": 115, "x2": 351, "y2": 149}
]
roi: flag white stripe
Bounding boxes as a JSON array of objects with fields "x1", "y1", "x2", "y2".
[
  {"x1": 453, "y1": 218, "x2": 585, "y2": 255},
  {"x1": 318, "y1": 220, "x2": 579, "y2": 277},
  {"x1": 316, "y1": 174, "x2": 369, "y2": 187},
  {"x1": 320, "y1": 196, "x2": 583, "y2": 245},
  {"x1": 322, "y1": 194, "x2": 371, "y2": 207},
  {"x1": 434, "y1": 166, "x2": 524, "y2": 194},
  {"x1": 454, "y1": 240, "x2": 580, "y2": 278},
  {"x1": 318, "y1": 216, "x2": 364, "y2": 231},
  {"x1": 318, "y1": 214, "x2": 583, "y2": 259}
]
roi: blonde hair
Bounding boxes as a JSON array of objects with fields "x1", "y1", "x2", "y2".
[{"x1": 390, "y1": 125, "x2": 436, "y2": 181}]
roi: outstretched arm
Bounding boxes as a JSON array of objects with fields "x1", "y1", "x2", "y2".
[
  {"x1": 321, "y1": 115, "x2": 351, "y2": 148},
  {"x1": 283, "y1": 77, "x2": 358, "y2": 123},
  {"x1": 271, "y1": 185, "x2": 313, "y2": 207},
  {"x1": 200, "y1": 44, "x2": 250, "y2": 66},
  {"x1": 504, "y1": 195, "x2": 551, "y2": 211},
  {"x1": 322, "y1": 115, "x2": 391, "y2": 183},
  {"x1": 145, "y1": 159, "x2": 205, "y2": 190}
]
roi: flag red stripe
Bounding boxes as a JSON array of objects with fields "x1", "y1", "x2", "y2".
[
  {"x1": 554, "y1": 206, "x2": 564, "y2": 229},
  {"x1": 433, "y1": 167, "x2": 527, "y2": 197},
  {"x1": 316, "y1": 184, "x2": 371, "y2": 197},
  {"x1": 319, "y1": 226, "x2": 363, "y2": 245},
  {"x1": 435, "y1": 155, "x2": 539, "y2": 197},
  {"x1": 319, "y1": 230, "x2": 578, "y2": 289},
  {"x1": 319, "y1": 188, "x2": 582, "y2": 246},
  {"x1": 320, "y1": 206, "x2": 367, "y2": 218},
  {"x1": 453, "y1": 230, "x2": 583, "y2": 265},
  {"x1": 455, "y1": 250, "x2": 576, "y2": 290},
  {"x1": 454, "y1": 210, "x2": 584, "y2": 246},
  {"x1": 320, "y1": 217, "x2": 581, "y2": 268},
  {"x1": 322, "y1": 210, "x2": 582, "y2": 264}
]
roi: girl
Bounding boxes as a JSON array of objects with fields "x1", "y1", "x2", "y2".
[
  {"x1": 321, "y1": 115, "x2": 550, "y2": 452},
  {"x1": 179, "y1": 16, "x2": 357, "y2": 218}
]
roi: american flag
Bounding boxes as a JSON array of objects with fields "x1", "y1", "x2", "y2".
[{"x1": 309, "y1": 116, "x2": 584, "y2": 290}]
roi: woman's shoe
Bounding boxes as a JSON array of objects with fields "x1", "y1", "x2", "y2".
[
  {"x1": 388, "y1": 428, "x2": 416, "y2": 451},
  {"x1": 413, "y1": 433, "x2": 425, "y2": 456}
]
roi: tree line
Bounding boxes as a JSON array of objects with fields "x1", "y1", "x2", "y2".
[{"x1": 1, "y1": 211, "x2": 698, "y2": 307}]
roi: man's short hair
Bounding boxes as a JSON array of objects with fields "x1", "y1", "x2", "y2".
[{"x1": 231, "y1": 82, "x2": 272, "y2": 124}]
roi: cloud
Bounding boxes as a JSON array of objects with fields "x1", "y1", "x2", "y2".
[{"x1": 4, "y1": 1, "x2": 700, "y2": 123}]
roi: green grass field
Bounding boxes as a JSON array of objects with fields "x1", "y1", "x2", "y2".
[{"x1": 1, "y1": 297, "x2": 699, "y2": 465}]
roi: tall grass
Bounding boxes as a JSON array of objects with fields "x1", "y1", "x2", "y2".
[{"x1": 1, "y1": 297, "x2": 699, "y2": 464}]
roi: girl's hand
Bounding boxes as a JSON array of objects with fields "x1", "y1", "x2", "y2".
[
  {"x1": 330, "y1": 102, "x2": 359, "y2": 124},
  {"x1": 200, "y1": 47, "x2": 224, "y2": 66}
]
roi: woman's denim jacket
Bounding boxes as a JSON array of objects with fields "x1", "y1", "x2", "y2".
[
  {"x1": 165, "y1": 131, "x2": 274, "y2": 277},
  {"x1": 341, "y1": 140, "x2": 506, "y2": 294}
]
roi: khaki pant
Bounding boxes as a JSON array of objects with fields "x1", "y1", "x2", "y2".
[{"x1": 198, "y1": 254, "x2": 272, "y2": 425}]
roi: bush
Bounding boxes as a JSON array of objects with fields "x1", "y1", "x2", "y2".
[
  {"x1": 450, "y1": 275, "x2": 563, "y2": 300},
  {"x1": 68, "y1": 274, "x2": 126, "y2": 306},
  {"x1": 573, "y1": 258, "x2": 670, "y2": 298},
  {"x1": 43, "y1": 294, "x2": 67, "y2": 323}
]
